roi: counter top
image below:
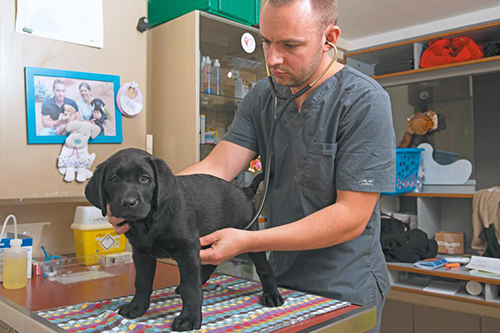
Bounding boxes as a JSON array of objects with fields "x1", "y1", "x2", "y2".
[{"x1": 1, "y1": 262, "x2": 376, "y2": 332}]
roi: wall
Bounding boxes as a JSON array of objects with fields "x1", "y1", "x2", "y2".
[{"x1": 0, "y1": 0, "x2": 148, "y2": 255}]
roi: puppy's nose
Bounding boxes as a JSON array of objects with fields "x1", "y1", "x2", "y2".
[{"x1": 121, "y1": 198, "x2": 138, "y2": 208}]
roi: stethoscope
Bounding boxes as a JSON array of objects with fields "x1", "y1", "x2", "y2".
[{"x1": 244, "y1": 41, "x2": 338, "y2": 230}]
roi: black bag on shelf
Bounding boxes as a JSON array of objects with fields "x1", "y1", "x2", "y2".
[
  {"x1": 483, "y1": 226, "x2": 500, "y2": 258},
  {"x1": 380, "y1": 216, "x2": 438, "y2": 263},
  {"x1": 483, "y1": 41, "x2": 500, "y2": 58}
]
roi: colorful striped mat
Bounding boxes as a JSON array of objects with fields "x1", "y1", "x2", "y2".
[{"x1": 36, "y1": 275, "x2": 350, "y2": 332}]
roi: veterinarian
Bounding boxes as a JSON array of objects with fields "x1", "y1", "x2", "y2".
[
  {"x1": 40, "y1": 79, "x2": 81, "y2": 135},
  {"x1": 108, "y1": 0, "x2": 395, "y2": 332}
]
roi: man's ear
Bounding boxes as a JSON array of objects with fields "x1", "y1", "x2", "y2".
[
  {"x1": 323, "y1": 23, "x2": 341, "y2": 52},
  {"x1": 150, "y1": 156, "x2": 176, "y2": 208},
  {"x1": 85, "y1": 161, "x2": 108, "y2": 216}
]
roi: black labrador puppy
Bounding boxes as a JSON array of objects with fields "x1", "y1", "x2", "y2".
[
  {"x1": 90, "y1": 98, "x2": 107, "y2": 135},
  {"x1": 85, "y1": 148, "x2": 283, "y2": 331}
]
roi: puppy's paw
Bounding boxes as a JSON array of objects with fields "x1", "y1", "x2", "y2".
[
  {"x1": 261, "y1": 293, "x2": 284, "y2": 307},
  {"x1": 171, "y1": 313, "x2": 202, "y2": 332},
  {"x1": 118, "y1": 301, "x2": 149, "y2": 318}
]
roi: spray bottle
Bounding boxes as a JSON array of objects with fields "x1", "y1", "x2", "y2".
[
  {"x1": 200, "y1": 55, "x2": 206, "y2": 91},
  {"x1": 203, "y1": 56, "x2": 213, "y2": 94},
  {"x1": 213, "y1": 59, "x2": 221, "y2": 95}
]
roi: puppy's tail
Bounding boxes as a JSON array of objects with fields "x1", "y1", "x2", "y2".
[{"x1": 242, "y1": 172, "x2": 264, "y2": 198}]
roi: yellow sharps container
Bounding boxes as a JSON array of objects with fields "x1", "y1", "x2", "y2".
[{"x1": 71, "y1": 206, "x2": 127, "y2": 266}]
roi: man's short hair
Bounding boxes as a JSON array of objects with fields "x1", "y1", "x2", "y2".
[
  {"x1": 265, "y1": 0, "x2": 338, "y2": 27},
  {"x1": 52, "y1": 79, "x2": 66, "y2": 90}
]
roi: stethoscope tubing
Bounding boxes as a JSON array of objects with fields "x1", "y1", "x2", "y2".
[{"x1": 243, "y1": 42, "x2": 338, "y2": 230}]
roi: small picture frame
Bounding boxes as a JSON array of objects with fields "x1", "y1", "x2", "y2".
[{"x1": 25, "y1": 66, "x2": 122, "y2": 144}]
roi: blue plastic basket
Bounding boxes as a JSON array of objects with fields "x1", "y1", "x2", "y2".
[{"x1": 382, "y1": 148, "x2": 424, "y2": 196}]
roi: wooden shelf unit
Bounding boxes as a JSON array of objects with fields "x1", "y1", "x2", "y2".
[
  {"x1": 402, "y1": 192, "x2": 474, "y2": 198},
  {"x1": 387, "y1": 262, "x2": 500, "y2": 307},
  {"x1": 344, "y1": 20, "x2": 500, "y2": 79}
]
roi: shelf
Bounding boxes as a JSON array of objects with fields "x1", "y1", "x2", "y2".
[
  {"x1": 344, "y1": 20, "x2": 500, "y2": 80},
  {"x1": 402, "y1": 193, "x2": 474, "y2": 198},
  {"x1": 387, "y1": 262, "x2": 500, "y2": 307},
  {"x1": 200, "y1": 92, "x2": 243, "y2": 102},
  {"x1": 387, "y1": 262, "x2": 500, "y2": 285},
  {"x1": 372, "y1": 55, "x2": 500, "y2": 80},
  {"x1": 390, "y1": 284, "x2": 500, "y2": 308}
]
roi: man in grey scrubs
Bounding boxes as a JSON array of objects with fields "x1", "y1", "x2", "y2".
[{"x1": 109, "y1": 0, "x2": 395, "y2": 332}]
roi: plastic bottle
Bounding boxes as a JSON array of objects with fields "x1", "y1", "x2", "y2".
[
  {"x1": 415, "y1": 156, "x2": 425, "y2": 193},
  {"x1": 203, "y1": 56, "x2": 213, "y2": 94},
  {"x1": 200, "y1": 113, "x2": 206, "y2": 144},
  {"x1": 213, "y1": 59, "x2": 221, "y2": 95},
  {"x1": 200, "y1": 55, "x2": 206, "y2": 90},
  {"x1": 3, "y1": 238, "x2": 28, "y2": 289}
]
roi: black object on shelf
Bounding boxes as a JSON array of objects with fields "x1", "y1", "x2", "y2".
[
  {"x1": 483, "y1": 41, "x2": 500, "y2": 57},
  {"x1": 374, "y1": 58, "x2": 414, "y2": 76}
]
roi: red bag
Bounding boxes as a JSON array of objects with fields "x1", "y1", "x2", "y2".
[{"x1": 420, "y1": 36, "x2": 484, "y2": 68}]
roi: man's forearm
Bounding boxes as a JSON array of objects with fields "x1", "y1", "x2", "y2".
[
  {"x1": 177, "y1": 141, "x2": 256, "y2": 181},
  {"x1": 42, "y1": 117, "x2": 58, "y2": 128},
  {"x1": 244, "y1": 191, "x2": 379, "y2": 253}
]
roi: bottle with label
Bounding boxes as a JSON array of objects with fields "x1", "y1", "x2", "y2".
[
  {"x1": 200, "y1": 113, "x2": 206, "y2": 144},
  {"x1": 200, "y1": 55, "x2": 206, "y2": 90},
  {"x1": 203, "y1": 56, "x2": 213, "y2": 94},
  {"x1": 213, "y1": 59, "x2": 221, "y2": 95},
  {"x1": 3, "y1": 238, "x2": 28, "y2": 289}
]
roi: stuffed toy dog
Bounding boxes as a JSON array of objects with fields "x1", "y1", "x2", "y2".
[
  {"x1": 58, "y1": 121, "x2": 101, "y2": 182},
  {"x1": 399, "y1": 110, "x2": 438, "y2": 148},
  {"x1": 56, "y1": 105, "x2": 78, "y2": 135}
]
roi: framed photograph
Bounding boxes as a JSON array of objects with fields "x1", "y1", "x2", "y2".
[{"x1": 25, "y1": 66, "x2": 122, "y2": 144}]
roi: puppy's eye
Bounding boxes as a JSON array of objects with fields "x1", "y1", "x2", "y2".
[
  {"x1": 140, "y1": 175, "x2": 150, "y2": 183},
  {"x1": 110, "y1": 175, "x2": 119, "y2": 182}
]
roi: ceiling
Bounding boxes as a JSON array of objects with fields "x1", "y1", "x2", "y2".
[{"x1": 337, "y1": 0, "x2": 500, "y2": 41}]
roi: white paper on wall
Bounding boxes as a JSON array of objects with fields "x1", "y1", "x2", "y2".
[{"x1": 15, "y1": 0, "x2": 104, "y2": 48}]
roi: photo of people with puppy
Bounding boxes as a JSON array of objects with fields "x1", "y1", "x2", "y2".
[{"x1": 33, "y1": 75, "x2": 116, "y2": 137}]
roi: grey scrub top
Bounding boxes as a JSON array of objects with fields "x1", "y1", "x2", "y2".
[{"x1": 222, "y1": 65, "x2": 396, "y2": 306}]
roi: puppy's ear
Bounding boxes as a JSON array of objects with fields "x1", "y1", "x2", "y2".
[
  {"x1": 85, "y1": 161, "x2": 108, "y2": 216},
  {"x1": 150, "y1": 156, "x2": 176, "y2": 208}
]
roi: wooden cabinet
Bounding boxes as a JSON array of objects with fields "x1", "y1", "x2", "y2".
[
  {"x1": 380, "y1": 300, "x2": 413, "y2": 333},
  {"x1": 414, "y1": 305, "x2": 480, "y2": 333},
  {"x1": 482, "y1": 317, "x2": 500, "y2": 333},
  {"x1": 381, "y1": 298, "x2": 500, "y2": 333},
  {"x1": 149, "y1": 11, "x2": 265, "y2": 174}
]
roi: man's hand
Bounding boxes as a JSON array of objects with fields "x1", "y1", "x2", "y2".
[
  {"x1": 199, "y1": 228, "x2": 251, "y2": 265},
  {"x1": 106, "y1": 204, "x2": 130, "y2": 234}
]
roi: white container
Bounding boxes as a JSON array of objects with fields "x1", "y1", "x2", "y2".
[
  {"x1": 213, "y1": 59, "x2": 221, "y2": 95},
  {"x1": 203, "y1": 56, "x2": 213, "y2": 94},
  {"x1": 200, "y1": 55, "x2": 206, "y2": 90},
  {"x1": 3, "y1": 238, "x2": 28, "y2": 289},
  {"x1": 200, "y1": 114, "x2": 206, "y2": 144},
  {"x1": 72, "y1": 206, "x2": 113, "y2": 230}
]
